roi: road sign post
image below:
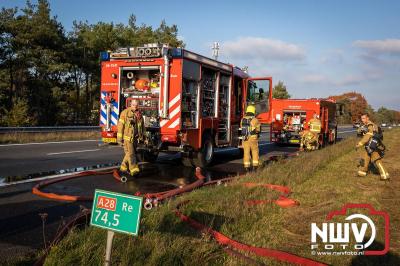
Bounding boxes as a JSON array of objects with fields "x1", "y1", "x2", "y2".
[
  {"x1": 104, "y1": 230, "x2": 114, "y2": 266},
  {"x1": 90, "y1": 189, "x2": 143, "y2": 265}
]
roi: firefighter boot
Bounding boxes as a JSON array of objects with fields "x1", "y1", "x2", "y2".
[
  {"x1": 357, "y1": 170, "x2": 367, "y2": 177},
  {"x1": 376, "y1": 161, "x2": 390, "y2": 181},
  {"x1": 120, "y1": 164, "x2": 128, "y2": 173},
  {"x1": 130, "y1": 164, "x2": 140, "y2": 176}
]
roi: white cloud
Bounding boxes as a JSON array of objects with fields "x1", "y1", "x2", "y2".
[
  {"x1": 320, "y1": 49, "x2": 344, "y2": 64},
  {"x1": 335, "y1": 75, "x2": 364, "y2": 86},
  {"x1": 301, "y1": 74, "x2": 330, "y2": 84},
  {"x1": 300, "y1": 71, "x2": 382, "y2": 88},
  {"x1": 221, "y1": 37, "x2": 305, "y2": 62},
  {"x1": 353, "y1": 39, "x2": 400, "y2": 55}
]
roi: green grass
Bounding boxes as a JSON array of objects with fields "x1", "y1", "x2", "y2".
[
  {"x1": 0, "y1": 131, "x2": 100, "y2": 144},
  {"x1": 44, "y1": 129, "x2": 400, "y2": 266}
]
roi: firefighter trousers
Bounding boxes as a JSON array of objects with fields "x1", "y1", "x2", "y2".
[
  {"x1": 121, "y1": 141, "x2": 139, "y2": 175},
  {"x1": 243, "y1": 137, "x2": 259, "y2": 168},
  {"x1": 358, "y1": 149, "x2": 389, "y2": 179}
]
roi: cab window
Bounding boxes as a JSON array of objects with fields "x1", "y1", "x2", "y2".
[{"x1": 247, "y1": 79, "x2": 270, "y2": 114}]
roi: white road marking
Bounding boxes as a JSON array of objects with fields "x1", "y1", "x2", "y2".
[
  {"x1": 47, "y1": 149, "x2": 100, "y2": 156},
  {"x1": 338, "y1": 130, "x2": 357, "y2": 134},
  {"x1": 0, "y1": 139, "x2": 99, "y2": 147},
  {"x1": 259, "y1": 143, "x2": 274, "y2": 146}
]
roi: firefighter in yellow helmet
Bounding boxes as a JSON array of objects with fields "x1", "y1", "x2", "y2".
[
  {"x1": 300, "y1": 113, "x2": 321, "y2": 151},
  {"x1": 240, "y1": 105, "x2": 261, "y2": 171},
  {"x1": 356, "y1": 113, "x2": 389, "y2": 180},
  {"x1": 117, "y1": 99, "x2": 145, "y2": 176}
]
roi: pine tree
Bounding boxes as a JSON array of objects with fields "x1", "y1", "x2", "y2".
[{"x1": 272, "y1": 81, "x2": 291, "y2": 99}]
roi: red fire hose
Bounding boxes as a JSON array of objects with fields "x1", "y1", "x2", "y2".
[
  {"x1": 172, "y1": 168, "x2": 325, "y2": 265},
  {"x1": 139, "y1": 167, "x2": 206, "y2": 210},
  {"x1": 174, "y1": 200, "x2": 325, "y2": 266},
  {"x1": 32, "y1": 169, "x2": 114, "y2": 201},
  {"x1": 33, "y1": 151, "x2": 322, "y2": 265}
]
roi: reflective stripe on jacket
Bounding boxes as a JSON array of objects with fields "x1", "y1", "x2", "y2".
[{"x1": 308, "y1": 118, "x2": 322, "y2": 133}]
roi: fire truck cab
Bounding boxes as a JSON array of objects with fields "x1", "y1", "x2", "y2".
[
  {"x1": 270, "y1": 98, "x2": 338, "y2": 147},
  {"x1": 99, "y1": 44, "x2": 272, "y2": 167}
]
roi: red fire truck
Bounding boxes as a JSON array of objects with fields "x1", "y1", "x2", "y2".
[
  {"x1": 99, "y1": 44, "x2": 272, "y2": 167},
  {"x1": 270, "y1": 98, "x2": 338, "y2": 146}
]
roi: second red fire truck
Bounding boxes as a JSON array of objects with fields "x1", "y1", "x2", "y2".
[
  {"x1": 99, "y1": 44, "x2": 272, "y2": 167},
  {"x1": 270, "y1": 98, "x2": 338, "y2": 147}
]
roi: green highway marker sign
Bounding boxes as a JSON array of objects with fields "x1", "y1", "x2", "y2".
[{"x1": 90, "y1": 189, "x2": 143, "y2": 235}]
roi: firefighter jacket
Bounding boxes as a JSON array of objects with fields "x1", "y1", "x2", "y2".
[
  {"x1": 240, "y1": 115, "x2": 261, "y2": 140},
  {"x1": 308, "y1": 118, "x2": 322, "y2": 134},
  {"x1": 117, "y1": 107, "x2": 145, "y2": 143},
  {"x1": 357, "y1": 122, "x2": 377, "y2": 147}
]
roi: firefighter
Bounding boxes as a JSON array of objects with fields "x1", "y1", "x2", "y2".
[
  {"x1": 356, "y1": 113, "x2": 389, "y2": 180},
  {"x1": 300, "y1": 113, "x2": 321, "y2": 151},
  {"x1": 117, "y1": 99, "x2": 145, "y2": 176},
  {"x1": 240, "y1": 105, "x2": 261, "y2": 171},
  {"x1": 308, "y1": 113, "x2": 322, "y2": 134}
]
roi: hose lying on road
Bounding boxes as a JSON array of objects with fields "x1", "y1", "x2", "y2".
[
  {"x1": 32, "y1": 169, "x2": 114, "y2": 201},
  {"x1": 32, "y1": 167, "x2": 206, "y2": 207}
]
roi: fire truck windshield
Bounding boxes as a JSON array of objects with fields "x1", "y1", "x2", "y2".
[{"x1": 247, "y1": 79, "x2": 270, "y2": 114}]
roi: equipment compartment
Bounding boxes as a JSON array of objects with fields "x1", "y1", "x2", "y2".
[
  {"x1": 201, "y1": 68, "x2": 217, "y2": 117},
  {"x1": 181, "y1": 79, "x2": 199, "y2": 128}
]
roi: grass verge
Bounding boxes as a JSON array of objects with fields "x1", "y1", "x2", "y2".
[
  {"x1": 0, "y1": 131, "x2": 100, "y2": 144},
  {"x1": 44, "y1": 129, "x2": 399, "y2": 266}
]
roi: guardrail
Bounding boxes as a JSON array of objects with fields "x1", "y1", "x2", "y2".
[{"x1": 0, "y1": 126, "x2": 101, "y2": 133}]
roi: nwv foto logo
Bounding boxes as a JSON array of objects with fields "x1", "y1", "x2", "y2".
[{"x1": 310, "y1": 204, "x2": 390, "y2": 256}]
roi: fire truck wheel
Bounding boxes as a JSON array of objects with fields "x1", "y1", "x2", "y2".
[
  {"x1": 194, "y1": 133, "x2": 214, "y2": 167},
  {"x1": 238, "y1": 148, "x2": 244, "y2": 157}
]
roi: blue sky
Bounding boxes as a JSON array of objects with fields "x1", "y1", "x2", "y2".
[{"x1": 3, "y1": 0, "x2": 400, "y2": 110}]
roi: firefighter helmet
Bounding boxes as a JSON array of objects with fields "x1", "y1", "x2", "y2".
[{"x1": 246, "y1": 105, "x2": 256, "y2": 115}]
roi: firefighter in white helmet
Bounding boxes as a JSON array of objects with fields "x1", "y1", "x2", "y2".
[
  {"x1": 240, "y1": 105, "x2": 261, "y2": 171},
  {"x1": 117, "y1": 99, "x2": 145, "y2": 176}
]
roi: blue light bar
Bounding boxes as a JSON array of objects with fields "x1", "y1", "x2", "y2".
[{"x1": 100, "y1": 51, "x2": 110, "y2": 61}]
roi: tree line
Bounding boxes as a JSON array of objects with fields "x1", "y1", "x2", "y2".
[
  {"x1": 331, "y1": 92, "x2": 400, "y2": 125},
  {"x1": 0, "y1": 0, "x2": 183, "y2": 126}
]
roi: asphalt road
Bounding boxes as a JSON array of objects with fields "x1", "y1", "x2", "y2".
[
  {"x1": 0, "y1": 126, "x2": 356, "y2": 263},
  {"x1": 0, "y1": 125, "x2": 355, "y2": 179}
]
